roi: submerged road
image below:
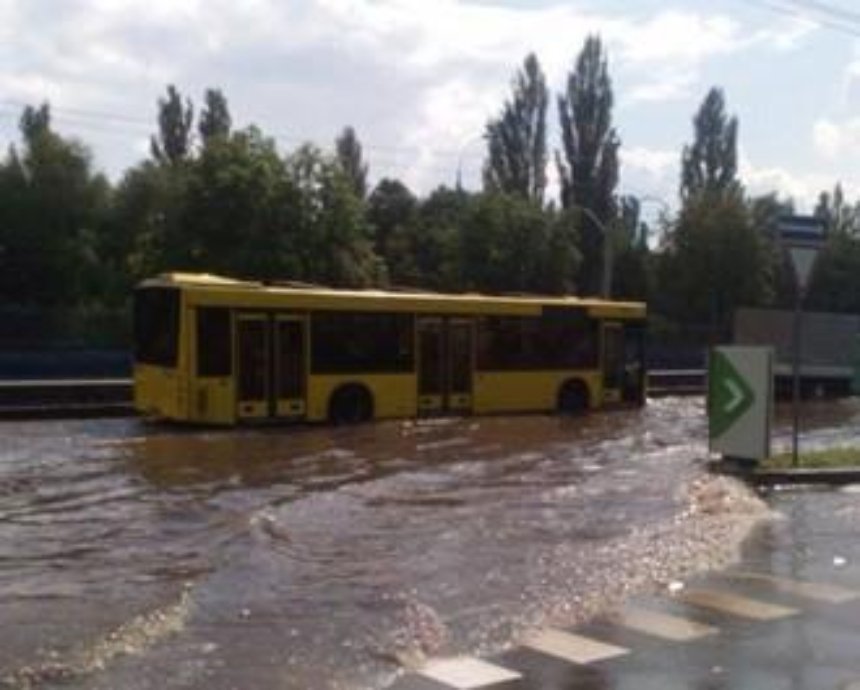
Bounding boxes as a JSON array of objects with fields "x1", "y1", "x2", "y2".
[{"x1": 1, "y1": 398, "x2": 859, "y2": 689}]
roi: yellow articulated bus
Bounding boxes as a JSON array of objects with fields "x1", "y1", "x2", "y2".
[{"x1": 133, "y1": 273, "x2": 646, "y2": 425}]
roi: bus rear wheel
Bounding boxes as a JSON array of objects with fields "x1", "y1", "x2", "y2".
[
  {"x1": 558, "y1": 380, "x2": 590, "y2": 415},
  {"x1": 328, "y1": 384, "x2": 374, "y2": 425}
]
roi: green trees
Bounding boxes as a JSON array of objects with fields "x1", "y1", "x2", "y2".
[
  {"x1": 286, "y1": 144, "x2": 380, "y2": 286},
  {"x1": 483, "y1": 53, "x2": 548, "y2": 203},
  {"x1": 107, "y1": 159, "x2": 188, "y2": 293},
  {"x1": 8, "y1": 49, "x2": 860, "y2": 355},
  {"x1": 557, "y1": 36, "x2": 620, "y2": 296},
  {"x1": 0, "y1": 104, "x2": 109, "y2": 308},
  {"x1": 367, "y1": 178, "x2": 417, "y2": 270},
  {"x1": 661, "y1": 88, "x2": 771, "y2": 341},
  {"x1": 460, "y1": 194, "x2": 579, "y2": 294},
  {"x1": 182, "y1": 126, "x2": 294, "y2": 278},
  {"x1": 806, "y1": 185, "x2": 860, "y2": 312}
]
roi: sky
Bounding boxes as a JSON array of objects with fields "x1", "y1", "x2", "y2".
[{"x1": 2, "y1": 0, "x2": 860, "y2": 214}]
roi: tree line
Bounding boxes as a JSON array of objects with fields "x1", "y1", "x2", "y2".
[{"x1": 1, "y1": 35, "x2": 859, "y2": 349}]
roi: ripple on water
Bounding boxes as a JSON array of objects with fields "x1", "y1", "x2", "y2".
[
  {"x1": 2, "y1": 585, "x2": 194, "y2": 690},
  {"x1": 0, "y1": 399, "x2": 783, "y2": 690}
]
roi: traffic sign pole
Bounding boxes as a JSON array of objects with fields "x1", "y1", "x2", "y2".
[
  {"x1": 778, "y1": 216, "x2": 825, "y2": 469},
  {"x1": 791, "y1": 287, "x2": 803, "y2": 467}
]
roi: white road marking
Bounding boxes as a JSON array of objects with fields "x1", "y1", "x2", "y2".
[
  {"x1": 616, "y1": 606, "x2": 719, "y2": 641},
  {"x1": 522, "y1": 628, "x2": 628, "y2": 665},
  {"x1": 679, "y1": 588, "x2": 798, "y2": 620},
  {"x1": 419, "y1": 656, "x2": 521, "y2": 689},
  {"x1": 727, "y1": 571, "x2": 858, "y2": 604}
]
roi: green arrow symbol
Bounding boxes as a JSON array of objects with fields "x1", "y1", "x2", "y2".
[{"x1": 709, "y1": 351, "x2": 755, "y2": 438}]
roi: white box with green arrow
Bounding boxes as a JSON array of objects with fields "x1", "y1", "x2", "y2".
[{"x1": 708, "y1": 346, "x2": 773, "y2": 461}]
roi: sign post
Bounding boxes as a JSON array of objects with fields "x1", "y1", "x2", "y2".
[
  {"x1": 777, "y1": 215, "x2": 825, "y2": 467},
  {"x1": 708, "y1": 346, "x2": 773, "y2": 462}
]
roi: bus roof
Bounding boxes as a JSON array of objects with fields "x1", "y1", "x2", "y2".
[{"x1": 139, "y1": 272, "x2": 646, "y2": 319}]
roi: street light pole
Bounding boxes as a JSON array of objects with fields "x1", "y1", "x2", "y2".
[
  {"x1": 576, "y1": 205, "x2": 613, "y2": 298},
  {"x1": 455, "y1": 134, "x2": 485, "y2": 191},
  {"x1": 578, "y1": 195, "x2": 671, "y2": 299}
]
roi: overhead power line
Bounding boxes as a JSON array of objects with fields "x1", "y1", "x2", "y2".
[
  {"x1": 786, "y1": 0, "x2": 860, "y2": 27},
  {"x1": 743, "y1": 0, "x2": 860, "y2": 38},
  {"x1": 0, "y1": 98, "x2": 487, "y2": 163}
]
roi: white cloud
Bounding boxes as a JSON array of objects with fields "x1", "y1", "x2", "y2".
[
  {"x1": 614, "y1": 12, "x2": 739, "y2": 64},
  {"x1": 812, "y1": 117, "x2": 860, "y2": 159},
  {"x1": 622, "y1": 146, "x2": 677, "y2": 180},
  {"x1": 618, "y1": 146, "x2": 841, "y2": 216},
  {"x1": 750, "y1": 15, "x2": 816, "y2": 51},
  {"x1": 0, "y1": 0, "x2": 824, "y2": 195},
  {"x1": 739, "y1": 151, "x2": 835, "y2": 210},
  {"x1": 626, "y1": 70, "x2": 697, "y2": 104}
]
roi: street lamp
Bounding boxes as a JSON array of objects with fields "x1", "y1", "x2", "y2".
[
  {"x1": 455, "y1": 133, "x2": 486, "y2": 191},
  {"x1": 577, "y1": 194, "x2": 671, "y2": 298},
  {"x1": 633, "y1": 194, "x2": 671, "y2": 249},
  {"x1": 573, "y1": 205, "x2": 615, "y2": 298}
]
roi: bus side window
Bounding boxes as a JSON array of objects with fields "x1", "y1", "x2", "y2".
[
  {"x1": 197, "y1": 307, "x2": 232, "y2": 377},
  {"x1": 311, "y1": 312, "x2": 414, "y2": 374}
]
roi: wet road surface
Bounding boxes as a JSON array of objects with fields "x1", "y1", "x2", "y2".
[
  {"x1": 1, "y1": 398, "x2": 859, "y2": 689},
  {"x1": 393, "y1": 486, "x2": 860, "y2": 690}
]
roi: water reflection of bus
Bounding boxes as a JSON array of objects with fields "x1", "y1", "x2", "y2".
[{"x1": 133, "y1": 273, "x2": 646, "y2": 425}]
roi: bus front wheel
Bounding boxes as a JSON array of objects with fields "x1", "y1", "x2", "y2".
[
  {"x1": 557, "y1": 380, "x2": 590, "y2": 415},
  {"x1": 328, "y1": 385, "x2": 374, "y2": 425}
]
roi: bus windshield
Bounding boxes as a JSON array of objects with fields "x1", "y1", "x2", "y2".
[{"x1": 134, "y1": 286, "x2": 180, "y2": 367}]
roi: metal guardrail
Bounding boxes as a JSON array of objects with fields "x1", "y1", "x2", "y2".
[
  {"x1": 0, "y1": 378, "x2": 131, "y2": 388},
  {"x1": 647, "y1": 369, "x2": 706, "y2": 397},
  {"x1": 0, "y1": 371, "x2": 708, "y2": 420},
  {"x1": 0, "y1": 378, "x2": 134, "y2": 419}
]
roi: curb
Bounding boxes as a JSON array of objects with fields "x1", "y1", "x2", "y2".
[{"x1": 708, "y1": 459, "x2": 860, "y2": 487}]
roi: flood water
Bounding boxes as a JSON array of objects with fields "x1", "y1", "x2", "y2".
[{"x1": 1, "y1": 397, "x2": 859, "y2": 689}]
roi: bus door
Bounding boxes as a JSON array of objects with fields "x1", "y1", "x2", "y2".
[
  {"x1": 236, "y1": 313, "x2": 271, "y2": 419},
  {"x1": 417, "y1": 317, "x2": 474, "y2": 414},
  {"x1": 274, "y1": 315, "x2": 307, "y2": 419},
  {"x1": 447, "y1": 318, "x2": 474, "y2": 412},
  {"x1": 622, "y1": 322, "x2": 646, "y2": 404},
  {"x1": 601, "y1": 321, "x2": 625, "y2": 405}
]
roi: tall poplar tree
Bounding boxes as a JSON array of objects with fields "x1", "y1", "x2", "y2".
[
  {"x1": 198, "y1": 88, "x2": 232, "y2": 144},
  {"x1": 663, "y1": 87, "x2": 769, "y2": 341},
  {"x1": 680, "y1": 87, "x2": 739, "y2": 201},
  {"x1": 483, "y1": 53, "x2": 548, "y2": 203},
  {"x1": 335, "y1": 126, "x2": 368, "y2": 200},
  {"x1": 150, "y1": 85, "x2": 194, "y2": 166},
  {"x1": 556, "y1": 35, "x2": 620, "y2": 296}
]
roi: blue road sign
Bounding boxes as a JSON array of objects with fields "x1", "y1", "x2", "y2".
[{"x1": 778, "y1": 215, "x2": 825, "y2": 248}]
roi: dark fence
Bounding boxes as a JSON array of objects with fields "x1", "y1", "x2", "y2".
[
  {"x1": 0, "y1": 306, "x2": 131, "y2": 379},
  {"x1": 0, "y1": 305, "x2": 131, "y2": 349},
  {"x1": 645, "y1": 316, "x2": 712, "y2": 370}
]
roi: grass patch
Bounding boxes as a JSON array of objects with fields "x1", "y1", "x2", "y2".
[{"x1": 763, "y1": 446, "x2": 860, "y2": 469}]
